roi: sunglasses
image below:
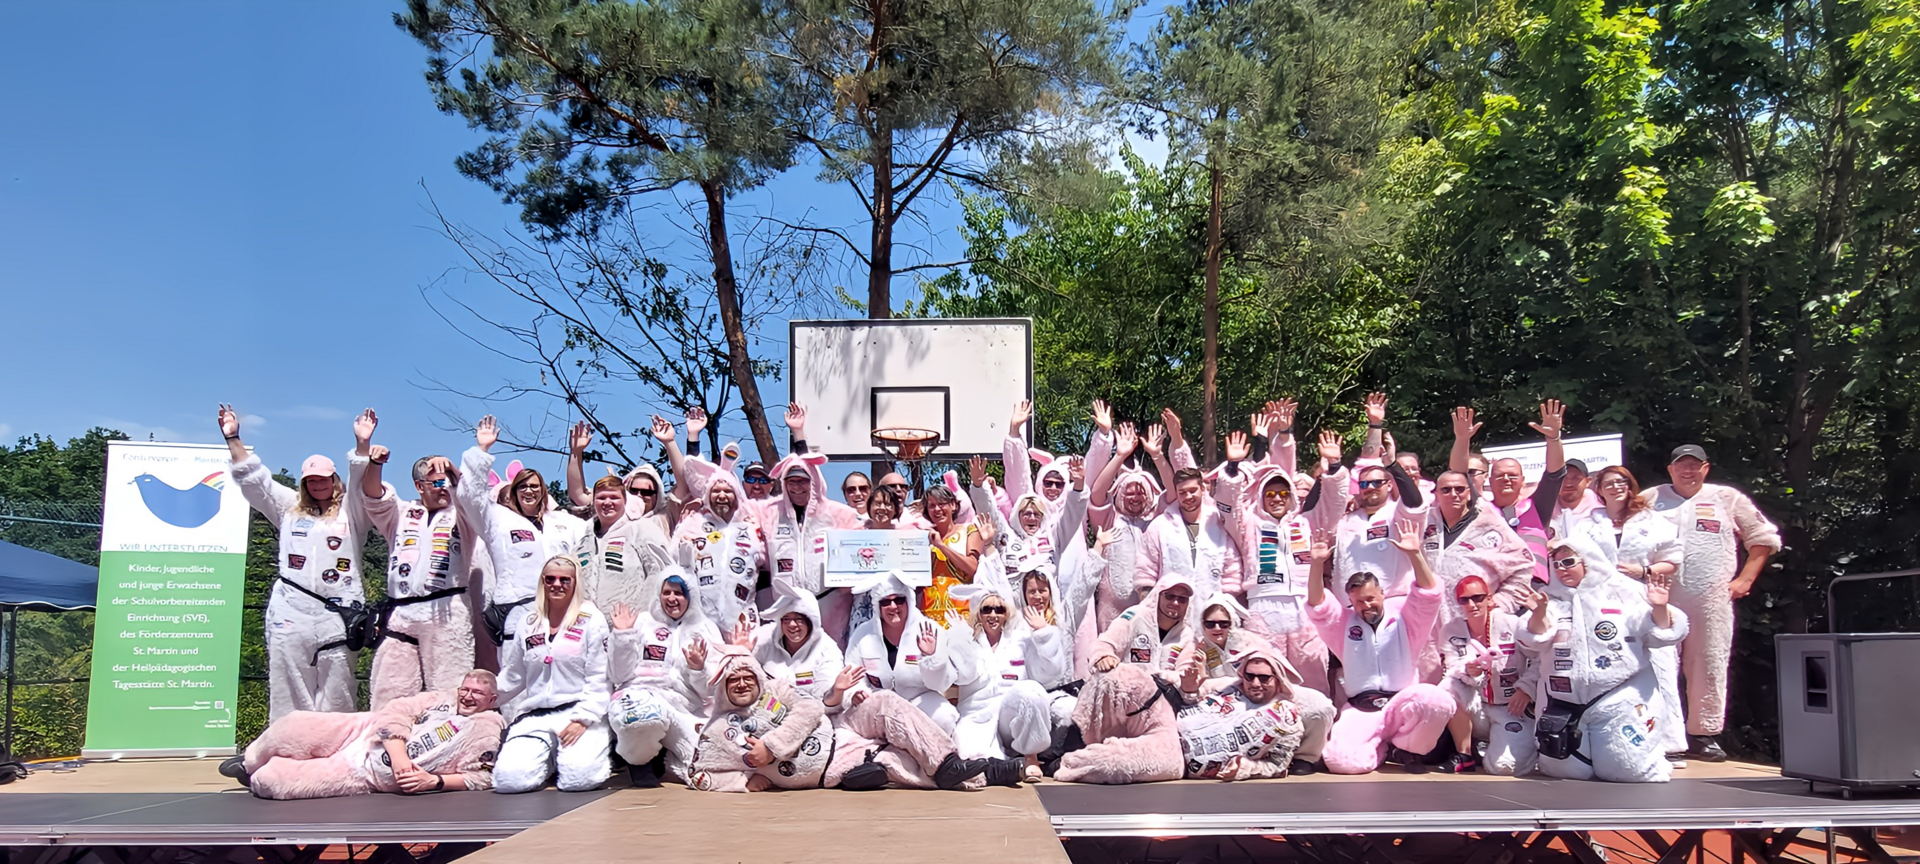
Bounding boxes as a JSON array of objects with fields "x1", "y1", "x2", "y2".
[
  {"x1": 744, "y1": 476, "x2": 772, "y2": 485},
  {"x1": 1456, "y1": 594, "x2": 1489, "y2": 605},
  {"x1": 1468, "y1": 468, "x2": 1489, "y2": 476},
  {"x1": 1553, "y1": 556, "x2": 1581, "y2": 570},
  {"x1": 543, "y1": 575, "x2": 575, "y2": 586},
  {"x1": 878, "y1": 596, "x2": 909, "y2": 608},
  {"x1": 1437, "y1": 485, "x2": 1470, "y2": 495},
  {"x1": 629, "y1": 486, "x2": 658, "y2": 497},
  {"x1": 1161, "y1": 593, "x2": 1191, "y2": 604},
  {"x1": 980, "y1": 606, "x2": 1007, "y2": 614},
  {"x1": 883, "y1": 483, "x2": 910, "y2": 491},
  {"x1": 428, "y1": 478, "x2": 449, "y2": 489},
  {"x1": 1357, "y1": 479, "x2": 1388, "y2": 489},
  {"x1": 844, "y1": 484, "x2": 871, "y2": 494},
  {"x1": 1263, "y1": 488, "x2": 1292, "y2": 498},
  {"x1": 1203, "y1": 619, "x2": 1232, "y2": 629},
  {"x1": 1041, "y1": 478, "x2": 1066, "y2": 487},
  {"x1": 1243, "y1": 672, "x2": 1276, "y2": 685}
]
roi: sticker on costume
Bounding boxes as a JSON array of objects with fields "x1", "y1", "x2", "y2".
[
  {"x1": 1593, "y1": 621, "x2": 1618, "y2": 641},
  {"x1": 510, "y1": 529, "x2": 536, "y2": 543},
  {"x1": 643, "y1": 644, "x2": 667, "y2": 661},
  {"x1": 1549, "y1": 675, "x2": 1572, "y2": 693},
  {"x1": 1696, "y1": 519, "x2": 1722, "y2": 534},
  {"x1": 1366, "y1": 524, "x2": 1390, "y2": 541}
]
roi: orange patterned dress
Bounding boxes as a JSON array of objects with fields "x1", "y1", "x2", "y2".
[{"x1": 919, "y1": 523, "x2": 979, "y2": 628}]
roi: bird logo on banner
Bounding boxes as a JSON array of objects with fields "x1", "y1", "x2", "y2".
[{"x1": 132, "y1": 472, "x2": 226, "y2": 528}]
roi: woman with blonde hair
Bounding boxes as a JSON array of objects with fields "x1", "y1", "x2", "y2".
[
  {"x1": 220, "y1": 404, "x2": 369, "y2": 720},
  {"x1": 492, "y1": 555, "x2": 612, "y2": 793},
  {"x1": 951, "y1": 564, "x2": 1077, "y2": 784}
]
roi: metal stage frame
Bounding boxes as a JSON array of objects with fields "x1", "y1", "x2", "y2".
[{"x1": 1042, "y1": 777, "x2": 1920, "y2": 864}]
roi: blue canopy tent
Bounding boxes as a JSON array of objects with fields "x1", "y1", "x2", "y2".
[{"x1": 0, "y1": 540, "x2": 99, "y2": 761}]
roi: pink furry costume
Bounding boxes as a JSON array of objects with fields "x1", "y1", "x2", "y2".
[
  {"x1": 1055, "y1": 663, "x2": 1184, "y2": 784},
  {"x1": 242, "y1": 690, "x2": 505, "y2": 800},
  {"x1": 1307, "y1": 579, "x2": 1455, "y2": 774},
  {"x1": 670, "y1": 465, "x2": 765, "y2": 630}
]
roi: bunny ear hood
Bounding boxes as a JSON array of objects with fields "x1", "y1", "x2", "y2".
[
  {"x1": 651, "y1": 565, "x2": 712, "y2": 632},
  {"x1": 1542, "y1": 534, "x2": 1619, "y2": 600},
  {"x1": 1200, "y1": 592, "x2": 1251, "y2": 628},
  {"x1": 1112, "y1": 467, "x2": 1163, "y2": 517},
  {"x1": 1233, "y1": 641, "x2": 1305, "y2": 689},
  {"x1": 1250, "y1": 466, "x2": 1302, "y2": 519},
  {"x1": 849, "y1": 568, "x2": 914, "y2": 603},
  {"x1": 764, "y1": 578, "x2": 823, "y2": 632},
  {"x1": 768, "y1": 453, "x2": 830, "y2": 514}
]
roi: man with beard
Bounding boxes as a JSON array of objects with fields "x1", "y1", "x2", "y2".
[{"x1": 1334, "y1": 393, "x2": 1429, "y2": 599}]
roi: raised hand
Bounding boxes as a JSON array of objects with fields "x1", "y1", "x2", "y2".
[
  {"x1": 1310, "y1": 529, "x2": 1334, "y2": 564},
  {"x1": 1267, "y1": 398, "x2": 1298, "y2": 432},
  {"x1": 727, "y1": 617, "x2": 755, "y2": 648},
  {"x1": 1009, "y1": 400, "x2": 1032, "y2": 434},
  {"x1": 569, "y1": 420, "x2": 592, "y2": 455},
  {"x1": 1248, "y1": 412, "x2": 1271, "y2": 439},
  {"x1": 1115, "y1": 423, "x2": 1139, "y2": 457},
  {"x1": 684, "y1": 636, "x2": 708, "y2": 672},
  {"x1": 1451, "y1": 406, "x2": 1482, "y2": 441},
  {"x1": 1143, "y1": 424, "x2": 1167, "y2": 458},
  {"x1": 1091, "y1": 399, "x2": 1113, "y2": 433},
  {"x1": 1160, "y1": 407, "x2": 1184, "y2": 444},
  {"x1": 368, "y1": 445, "x2": 391, "y2": 465},
  {"x1": 353, "y1": 408, "x2": 379, "y2": 447},
  {"x1": 1389, "y1": 518, "x2": 1422, "y2": 554},
  {"x1": 1364, "y1": 392, "x2": 1388, "y2": 426},
  {"x1": 1225, "y1": 431, "x2": 1250, "y2": 462},
  {"x1": 917, "y1": 622, "x2": 938, "y2": 656},
  {"x1": 969, "y1": 455, "x2": 989, "y2": 487},
  {"x1": 1317, "y1": 430, "x2": 1343, "y2": 463},
  {"x1": 610, "y1": 602, "x2": 638, "y2": 631},
  {"x1": 1024, "y1": 604, "x2": 1049, "y2": 631},
  {"x1": 686, "y1": 407, "x2": 709, "y2": 438},
  {"x1": 217, "y1": 404, "x2": 241, "y2": 439},
  {"x1": 423, "y1": 455, "x2": 455, "y2": 480},
  {"x1": 1648, "y1": 568, "x2": 1673, "y2": 606},
  {"x1": 1068, "y1": 455, "x2": 1086, "y2": 488},
  {"x1": 784, "y1": 402, "x2": 807, "y2": 439},
  {"x1": 833, "y1": 664, "x2": 864, "y2": 695},
  {"x1": 1178, "y1": 648, "x2": 1205, "y2": 693},
  {"x1": 1529, "y1": 399, "x2": 1566, "y2": 440},
  {"x1": 475, "y1": 415, "x2": 499, "y2": 451},
  {"x1": 650, "y1": 415, "x2": 675, "y2": 444}
]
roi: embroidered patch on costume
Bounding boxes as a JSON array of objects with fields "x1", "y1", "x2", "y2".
[
  {"x1": 525, "y1": 632, "x2": 547, "y2": 648},
  {"x1": 777, "y1": 558, "x2": 794, "y2": 573},
  {"x1": 644, "y1": 644, "x2": 667, "y2": 661},
  {"x1": 321, "y1": 569, "x2": 340, "y2": 583},
  {"x1": 1555, "y1": 647, "x2": 1571, "y2": 657},
  {"x1": 866, "y1": 674, "x2": 883, "y2": 688},
  {"x1": 735, "y1": 584, "x2": 751, "y2": 601},
  {"x1": 778, "y1": 761, "x2": 795, "y2": 777},
  {"x1": 1619, "y1": 723, "x2": 1647, "y2": 748},
  {"x1": 335, "y1": 558, "x2": 352, "y2": 572},
  {"x1": 1594, "y1": 656, "x2": 1612, "y2": 669},
  {"x1": 1449, "y1": 635, "x2": 1469, "y2": 647},
  {"x1": 699, "y1": 575, "x2": 716, "y2": 586},
  {"x1": 731, "y1": 557, "x2": 747, "y2": 574},
  {"x1": 802, "y1": 736, "x2": 822, "y2": 756},
  {"x1": 1549, "y1": 675, "x2": 1572, "y2": 693},
  {"x1": 288, "y1": 554, "x2": 307, "y2": 569},
  {"x1": 1366, "y1": 524, "x2": 1389, "y2": 541},
  {"x1": 1505, "y1": 721, "x2": 1524, "y2": 733},
  {"x1": 1348, "y1": 625, "x2": 1364, "y2": 641},
  {"x1": 1554, "y1": 659, "x2": 1573, "y2": 671},
  {"x1": 327, "y1": 536, "x2": 343, "y2": 550},
  {"x1": 1593, "y1": 621, "x2": 1618, "y2": 641},
  {"x1": 510, "y1": 529, "x2": 535, "y2": 543},
  {"x1": 1696, "y1": 519, "x2": 1722, "y2": 534}
]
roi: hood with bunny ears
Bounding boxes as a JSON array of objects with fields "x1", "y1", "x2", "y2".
[
  {"x1": 622, "y1": 463, "x2": 668, "y2": 520},
  {"x1": 1110, "y1": 464, "x2": 1165, "y2": 520},
  {"x1": 1006, "y1": 491, "x2": 1050, "y2": 541},
  {"x1": 703, "y1": 643, "x2": 771, "y2": 722},
  {"x1": 767, "y1": 452, "x2": 831, "y2": 519},
  {"x1": 1230, "y1": 640, "x2": 1306, "y2": 695},
  {"x1": 1033, "y1": 458, "x2": 1073, "y2": 510},
  {"x1": 1243, "y1": 463, "x2": 1302, "y2": 521},
  {"x1": 760, "y1": 578, "x2": 826, "y2": 659},
  {"x1": 650, "y1": 564, "x2": 714, "y2": 635},
  {"x1": 1541, "y1": 533, "x2": 1622, "y2": 601},
  {"x1": 1141, "y1": 570, "x2": 1201, "y2": 632},
  {"x1": 939, "y1": 470, "x2": 977, "y2": 524},
  {"x1": 701, "y1": 467, "x2": 751, "y2": 526}
]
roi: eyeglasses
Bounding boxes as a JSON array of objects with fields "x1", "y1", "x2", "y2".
[
  {"x1": 744, "y1": 476, "x2": 772, "y2": 485},
  {"x1": 456, "y1": 686, "x2": 492, "y2": 700},
  {"x1": 1456, "y1": 594, "x2": 1488, "y2": 605},
  {"x1": 878, "y1": 596, "x2": 909, "y2": 608},
  {"x1": 980, "y1": 606, "x2": 1006, "y2": 614},
  {"x1": 1552, "y1": 556, "x2": 1581, "y2": 570},
  {"x1": 1437, "y1": 485, "x2": 1470, "y2": 495},
  {"x1": 883, "y1": 483, "x2": 910, "y2": 492},
  {"x1": 1493, "y1": 472, "x2": 1524, "y2": 482},
  {"x1": 1468, "y1": 468, "x2": 1489, "y2": 477},
  {"x1": 1597, "y1": 477, "x2": 1631, "y2": 488},
  {"x1": 1203, "y1": 619, "x2": 1231, "y2": 629},
  {"x1": 844, "y1": 484, "x2": 871, "y2": 494},
  {"x1": 1243, "y1": 673, "x2": 1276, "y2": 685},
  {"x1": 543, "y1": 575, "x2": 575, "y2": 586},
  {"x1": 1357, "y1": 479, "x2": 1388, "y2": 489}
]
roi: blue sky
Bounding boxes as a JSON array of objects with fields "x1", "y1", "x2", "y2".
[{"x1": 0, "y1": 2, "x2": 1164, "y2": 490}]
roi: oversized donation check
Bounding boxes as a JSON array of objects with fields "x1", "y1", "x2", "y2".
[{"x1": 824, "y1": 529, "x2": 932, "y2": 587}]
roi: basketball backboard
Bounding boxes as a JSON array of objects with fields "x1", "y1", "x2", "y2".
[{"x1": 789, "y1": 318, "x2": 1033, "y2": 461}]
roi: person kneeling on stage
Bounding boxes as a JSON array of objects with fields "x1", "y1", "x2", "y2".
[
  {"x1": 1306, "y1": 521, "x2": 1457, "y2": 775},
  {"x1": 688, "y1": 645, "x2": 988, "y2": 792},
  {"x1": 1174, "y1": 645, "x2": 1317, "y2": 781},
  {"x1": 1518, "y1": 539, "x2": 1689, "y2": 783},
  {"x1": 1439, "y1": 575, "x2": 1539, "y2": 775},
  {"x1": 221, "y1": 671, "x2": 505, "y2": 800},
  {"x1": 493, "y1": 556, "x2": 612, "y2": 793},
  {"x1": 606, "y1": 569, "x2": 721, "y2": 788}
]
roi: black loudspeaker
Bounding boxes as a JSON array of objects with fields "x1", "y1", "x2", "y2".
[{"x1": 1776, "y1": 633, "x2": 1920, "y2": 793}]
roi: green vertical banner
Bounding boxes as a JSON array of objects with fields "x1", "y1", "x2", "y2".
[{"x1": 84, "y1": 441, "x2": 251, "y2": 758}]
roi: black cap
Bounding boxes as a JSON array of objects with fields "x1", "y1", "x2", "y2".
[
  {"x1": 1669, "y1": 445, "x2": 1709, "y2": 464},
  {"x1": 1564, "y1": 458, "x2": 1589, "y2": 476},
  {"x1": 743, "y1": 462, "x2": 769, "y2": 477}
]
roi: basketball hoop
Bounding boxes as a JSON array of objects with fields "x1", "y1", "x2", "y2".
[{"x1": 871, "y1": 427, "x2": 941, "y2": 462}]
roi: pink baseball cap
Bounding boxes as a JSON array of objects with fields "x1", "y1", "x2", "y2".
[{"x1": 300, "y1": 455, "x2": 337, "y2": 479}]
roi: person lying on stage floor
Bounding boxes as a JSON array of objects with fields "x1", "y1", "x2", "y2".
[
  {"x1": 348, "y1": 408, "x2": 480, "y2": 711},
  {"x1": 1518, "y1": 538, "x2": 1689, "y2": 783},
  {"x1": 220, "y1": 670, "x2": 506, "y2": 800},
  {"x1": 492, "y1": 556, "x2": 612, "y2": 794},
  {"x1": 1173, "y1": 644, "x2": 1314, "y2": 781},
  {"x1": 1438, "y1": 575, "x2": 1539, "y2": 775},
  {"x1": 1307, "y1": 521, "x2": 1458, "y2": 775},
  {"x1": 1188, "y1": 593, "x2": 1338, "y2": 775},
  {"x1": 606, "y1": 570, "x2": 721, "y2": 788},
  {"x1": 688, "y1": 645, "x2": 990, "y2": 792},
  {"x1": 461, "y1": 416, "x2": 587, "y2": 650},
  {"x1": 843, "y1": 570, "x2": 980, "y2": 733},
  {"x1": 220, "y1": 404, "x2": 368, "y2": 720},
  {"x1": 1051, "y1": 572, "x2": 1205, "y2": 785}
]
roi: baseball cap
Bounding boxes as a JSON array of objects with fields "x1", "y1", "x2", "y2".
[
  {"x1": 1564, "y1": 458, "x2": 1589, "y2": 476},
  {"x1": 743, "y1": 462, "x2": 769, "y2": 477},
  {"x1": 300, "y1": 454, "x2": 337, "y2": 479},
  {"x1": 1669, "y1": 445, "x2": 1709, "y2": 464}
]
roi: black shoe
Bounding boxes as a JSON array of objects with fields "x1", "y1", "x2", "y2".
[
  {"x1": 626, "y1": 761, "x2": 662, "y2": 788},
  {"x1": 1442, "y1": 752, "x2": 1479, "y2": 774},
  {"x1": 1688, "y1": 735, "x2": 1728, "y2": 763},
  {"x1": 1287, "y1": 758, "x2": 1319, "y2": 777},
  {"x1": 1388, "y1": 746, "x2": 1429, "y2": 774},
  {"x1": 218, "y1": 755, "x2": 251, "y2": 788},
  {"x1": 983, "y1": 757, "x2": 1026, "y2": 788},
  {"x1": 933, "y1": 753, "x2": 989, "y2": 790}
]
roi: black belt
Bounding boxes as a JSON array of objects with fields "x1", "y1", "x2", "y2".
[
  {"x1": 1347, "y1": 689, "x2": 1396, "y2": 712},
  {"x1": 275, "y1": 578, "x2": 466, "y2": 663}
]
